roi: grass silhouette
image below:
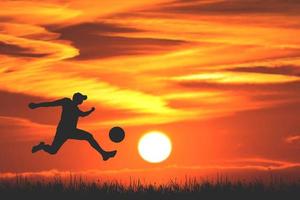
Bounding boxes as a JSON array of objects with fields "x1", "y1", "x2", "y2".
[{"x1": 0, "y1": 175, "x2": 299, "y2": 199}]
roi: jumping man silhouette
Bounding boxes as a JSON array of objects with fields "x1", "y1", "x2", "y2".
[{"x1": 29, "y1": 92, "x2": 117, "y2": 161}]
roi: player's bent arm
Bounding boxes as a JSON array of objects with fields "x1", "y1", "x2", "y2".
[
  {"x1": 79, "y1": 107, "x2": 95, "y2": 117},
  {"x1": 28, "y1": 98, "x2": 68, "y2": 109}
]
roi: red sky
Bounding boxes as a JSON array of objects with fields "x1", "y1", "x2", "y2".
[{"x1": 1, "y1": 0, "x2": 300, "y2": 183}]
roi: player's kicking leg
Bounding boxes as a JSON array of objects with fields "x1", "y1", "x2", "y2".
[{"x1": 70, "y1": 129, "x2": 116, "y2": 161}]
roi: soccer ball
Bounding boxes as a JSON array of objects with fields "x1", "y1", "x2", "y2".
[{"x1": 109, "y1": 126, "x2": 125, "y2": 143}]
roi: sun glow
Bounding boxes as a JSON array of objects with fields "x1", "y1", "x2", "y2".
[{"x1": 138, "y1": 131, "x2": 172, "y2": 163}]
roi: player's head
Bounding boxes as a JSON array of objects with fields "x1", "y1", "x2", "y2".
[{"x1": 72, "y1": 92, "x2": 87, "y2": 105}]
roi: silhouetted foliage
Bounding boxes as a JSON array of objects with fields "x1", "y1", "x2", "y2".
[{"x1": 0, "y1": 176, "x2": 299, "y2": 200}]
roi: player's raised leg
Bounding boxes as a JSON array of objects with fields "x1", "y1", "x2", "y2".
[
  {"x1": 32, "y1": 141, "x2": 45, "y2": 153},
  {"x1": 32, "y1": 133, "x2": 67, "y2": 155},
  {"x1": 70, "y1": 129, "x2": 117, "y2": 161}
]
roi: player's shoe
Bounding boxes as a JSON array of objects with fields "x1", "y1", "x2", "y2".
[
  {"x1": 32, "y1": 142, "x2": 45, "y2": 153},
  {"x1": 102, "y1": 150, "x2": 117, "y2": 161}
]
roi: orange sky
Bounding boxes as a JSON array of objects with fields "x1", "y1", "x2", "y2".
[{"x1": 1, "y1": 0, "x2": 300, "y2": 183}]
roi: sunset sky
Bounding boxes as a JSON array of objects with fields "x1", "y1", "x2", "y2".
[{"x1": 1, "y1": 0, "x2": 300, "y2": 183}]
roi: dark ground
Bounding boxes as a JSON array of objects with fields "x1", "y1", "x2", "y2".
[{"x1": 0, "y1": 176, "x2": 300, "y2": 200}]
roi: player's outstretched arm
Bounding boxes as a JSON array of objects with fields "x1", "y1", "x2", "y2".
[
  {"x1": 79, "y1": 107, "x2": 95, "y2": 117},
  {"x1": 28, "y1": 98, "x2": 67, "y2": 109}
]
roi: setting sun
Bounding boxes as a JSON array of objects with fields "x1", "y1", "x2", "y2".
[{"x1": 138, "y1": 131, "x2": 172, "y2": 163}]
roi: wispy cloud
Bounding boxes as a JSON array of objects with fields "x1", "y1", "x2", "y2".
[
  {"x1": 0, "y1": 116, "x2": 54, "y2": 142},
  {"x1": 227, "y1": 65, "x2": 300, "y2": 76},
  {"x1": 285, "y1": 135, "x2": 300, "y2": 144},
  {"x1": 150, "y1": 0, "x2": 300, "y2": 15},
  {"x1": 1, "y1": 157, "x2": 300, "y2": 183},
  {"x1": 0, "y1": 0, "x2": 300, "y2": 128}
]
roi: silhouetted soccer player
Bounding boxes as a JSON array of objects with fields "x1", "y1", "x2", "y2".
[{"x1": 29, "y1": 92, "x2": 116, "y2": 161}]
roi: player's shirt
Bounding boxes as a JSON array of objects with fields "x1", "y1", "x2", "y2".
[{"x1": 56, "y1": 98, "x2": 81, "y2": 131}]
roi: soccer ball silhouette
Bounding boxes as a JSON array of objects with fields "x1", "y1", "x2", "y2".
[{"x1": 109, "y1": 126, "x2": 125, "y2": 143}]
